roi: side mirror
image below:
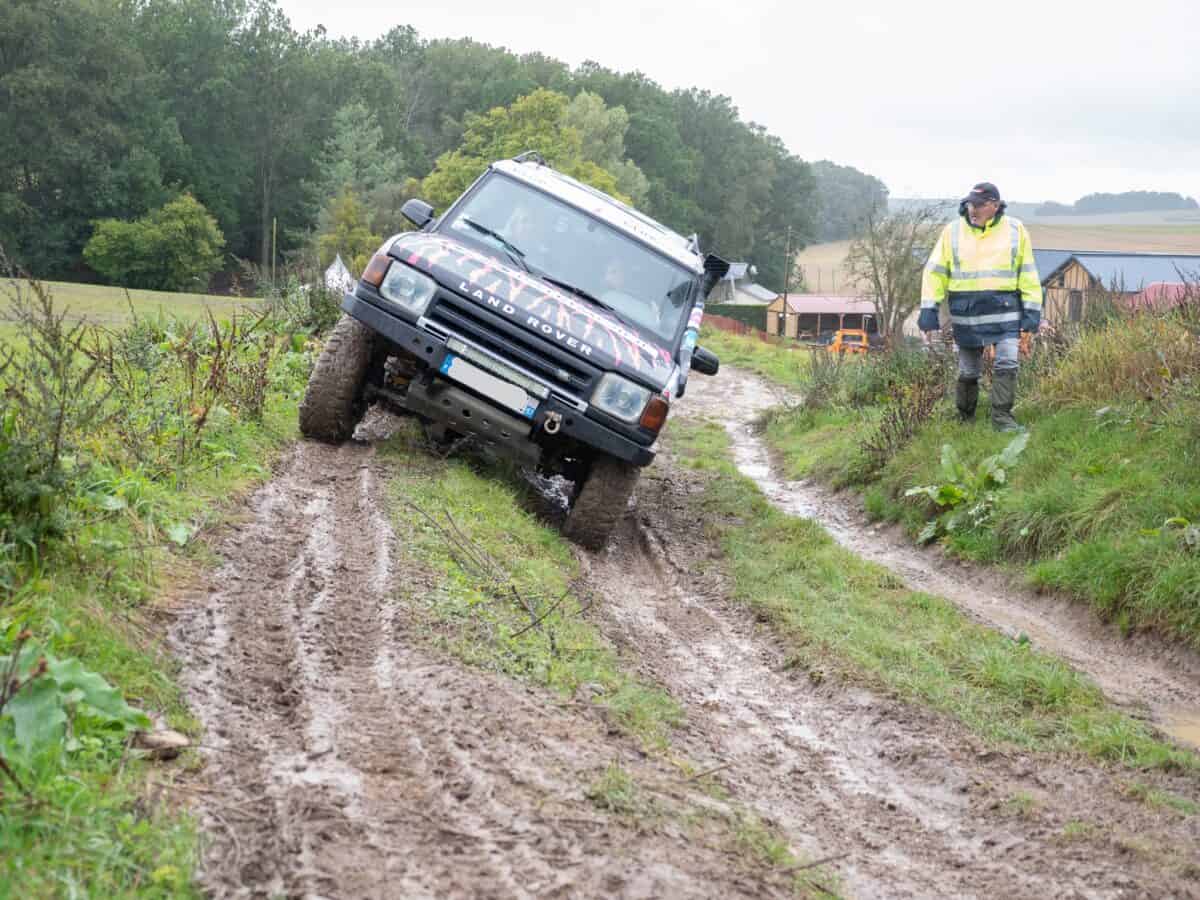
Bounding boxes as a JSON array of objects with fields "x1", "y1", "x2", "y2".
[
  {"x1": 401, "y1": 198, "x2": 435, "y2": 229},
  {"x1": 691, "y1": 346, "x2": 719, "y2": 376}
]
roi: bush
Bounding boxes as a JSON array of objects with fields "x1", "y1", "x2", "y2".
[
  {"x1": 859, "y1": 353, "x2": 953, "y2": 478},
  {"x1": 1034, "y1": 312, "x2": 1200, "y2": 407},
  {"x1": 83, "y1": 194, "x2": 225, "y2": 292}
]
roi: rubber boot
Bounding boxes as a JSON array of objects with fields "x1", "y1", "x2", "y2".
[
  {"x1": 955, "y1": 377, "x2": 979, "y2": 423},
  {"x1": 990, "y1": 370, "x2": 1023, "y2": 432}
]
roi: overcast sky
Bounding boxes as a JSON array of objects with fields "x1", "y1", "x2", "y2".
[{"x1": 278, "y1": 0, "x2": 1198, "y2": 204}]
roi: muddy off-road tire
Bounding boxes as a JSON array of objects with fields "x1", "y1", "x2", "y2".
[
  {"x1": 299, "y1": 313, "x2": 376, "y2": 443},
  {"x1": 563, "y1": 454, "x2": 641, "y2": 551}
]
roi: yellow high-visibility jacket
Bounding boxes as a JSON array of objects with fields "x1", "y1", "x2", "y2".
[{"x1": 918, "y1": 212, "x2": 1042, "y2": 348}]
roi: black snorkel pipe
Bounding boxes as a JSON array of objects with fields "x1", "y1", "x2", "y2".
[{"x1": 676, "y1": 253, "x2": 730, "y2": 398}]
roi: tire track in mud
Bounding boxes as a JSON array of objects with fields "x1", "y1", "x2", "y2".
[
  {"x1": 568, "y1": 367, "x2": 1200, "y2": 900},
  {"x1": 586, "y1": 464, "x2": 1200, "y2": 899},
  {"x1": 171, "y1": 437, "x2": 802, "y2": 898},
  {"x1": 685, "y1": 365, "x2": 1200, "y2": 749}
]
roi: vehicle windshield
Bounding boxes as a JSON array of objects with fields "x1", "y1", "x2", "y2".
[{"x1": 440, "y1": 172, "x2": 696, "y2": 345}]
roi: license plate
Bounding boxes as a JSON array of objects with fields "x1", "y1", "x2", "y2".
[{"x1": 439, "y1": 354, "x2": 537, "y2": 420}]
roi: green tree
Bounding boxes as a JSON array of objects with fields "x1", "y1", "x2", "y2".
[
  {"x1": 315, "y1": 190, "x2": 381, "y2": 275},
  {"x1": 811, "y1": 160, "x2": 889, "y2": 241},
  {"x1": 564, "y1": 92, "x2": 649, "y2": 206},
  {"x1": 0, "y1": 0, "x2": 182, "y2": 274},
  {"x1": 419, "y1": 89, "x2": 632, "y2": 212},
  {"x1": 84, "y1": 194, "x2": 226, "y2": 292},
  {"x1": 844, "y1": 202, "x2": 943, "y2": 343},
  {"x1": 132, "y1": 0, "x2": 253, "y2": 256},
  {"x1": 233, "y1": 1, "x2": 330, "y2": 268},
  {"x1": 310, "y1": 102, "x2": 405, "y2": 202}
]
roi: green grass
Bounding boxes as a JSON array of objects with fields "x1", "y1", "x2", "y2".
[
  {"x1": 380, "y1": 425, "x2": 683, "y2": 749},
  {"x1": 1, "y1": 306, "x2": 306, "y2": 896},
  {"x1": 585, "y1": 763, "x2": 648, "y2": 816},
  {"x1": 0, "y1": 278, "x2": 258, "y2": 331},
  {"x1": 1124, "y1": 780, "x2": 1200, "y2": 816},
  {"x1": 710, "y1": 320, "x2": 1200, "y2": 650},
  {"x1": 762, "y1": 406, "x2": 874, "y2": 487},
  {"x1": 1, "y1": 393, "x2": 301, "y2": 897},
  {"x1": 669, "y1": 417, "x2": 1197, "y2": 770},
  {"x1": 864, "y1": 399, "x2": 1200, "y2": 646},
  {"x1": 699, "y1": 325, "x2": 812, "y2": 393}
]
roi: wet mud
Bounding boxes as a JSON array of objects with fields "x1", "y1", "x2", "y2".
[
  {"x1": 584, "y1": 461, "x2": 1200, "y2": 899},
  {"x1": 170, "y1": 435, "x2": 799, "y2": 898},
  {"x1": 167, "y1": 371, "x2": 1200, "y2": 898},
  {"x1": 683, "y1": 366, "x2": 1200, "y2": 751}
]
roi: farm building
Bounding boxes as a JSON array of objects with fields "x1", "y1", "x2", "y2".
[
  {"x1": 905, "y1": 249, "x2": 1200, "y2": 335},
  {"x1": 708, "y1": 261, "x2": 778, "y2": 306},
  {"x1": 765, "y1": 294, "x2": 877, "y2": 339},
  {"x1": 1038, "y1": 251, "x2": 1200, "y2": 324}
]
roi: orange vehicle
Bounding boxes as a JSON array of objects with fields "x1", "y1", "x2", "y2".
[{"x1": 826, "y1": 328, "x2": 870, "y2": 354}]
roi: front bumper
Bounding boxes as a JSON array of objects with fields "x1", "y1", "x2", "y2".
[{"x1": 343, "y1": 292, "x2": 656, "y2": 467}]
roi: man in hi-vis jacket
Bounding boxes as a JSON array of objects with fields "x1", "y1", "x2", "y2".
[{"x1": 918, "y1": 182, "x2": 1042, "y2": 431}]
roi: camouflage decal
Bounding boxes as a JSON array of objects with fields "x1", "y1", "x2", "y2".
[{"x1": 393, "y1": 233, "x2": 675, "y2": 388}]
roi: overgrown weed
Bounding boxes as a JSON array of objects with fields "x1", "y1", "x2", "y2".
[{"x1": 0, "y1": 254, "x2": 318, "y2": 892}]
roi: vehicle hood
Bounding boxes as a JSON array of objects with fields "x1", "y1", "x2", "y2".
[{"x1": 391, "y1": 232, "x2": 676, "y2": 390}]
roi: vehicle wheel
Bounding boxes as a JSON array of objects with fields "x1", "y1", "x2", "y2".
[
  {"x1": 299, "y1": 313, "x2": 376, "y2": 443},
  {"x1": 562, "y1": 454, "x2": 641, "y2": 551}
]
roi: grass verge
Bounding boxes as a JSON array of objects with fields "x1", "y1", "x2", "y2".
[
  {"x1": 380, "y1": 423, "x2": 681, "y2": 749},
  {"x1": 1, "y1": 394, "x2": 301, "y2": 897},
  {"x1": 378, "y1": 424, "x2": 838, "y2": 895},
  {"x1": 699, "y1": 325, "x2": 812, "y2": 392},
  {"x1": 712, "y1": 318, "x2": 1200, "y2": 650},
  {"x1": 669, "y1": 416, "x2": 1197, "y2": 770},
  {"x1": 1, "y1": 272, "x2": 319, "y2": 896}
]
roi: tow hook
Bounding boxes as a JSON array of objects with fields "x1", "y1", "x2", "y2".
[{"x1": 543, "y1": 411, "x2": 563, "y2": 434}]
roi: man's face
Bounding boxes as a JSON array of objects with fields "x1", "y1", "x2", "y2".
[{"x1": 967, "y1": 199, "x2": 1000, "y2": 226}]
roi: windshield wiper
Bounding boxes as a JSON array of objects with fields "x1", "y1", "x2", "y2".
[
  {"x1": 539, "y1": 274, "x2": 641, "y2": 330},
  {"x1": 460, "y1": 217, "x2": 529, "y2": 272}
]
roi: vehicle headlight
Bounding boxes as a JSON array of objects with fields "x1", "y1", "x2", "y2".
[
  {"x1": 379, "y1": 263, "x2": 437, "y2": 317},
  {"x1": 591, "y1": 373, "x2": 651, "y2": 423}
]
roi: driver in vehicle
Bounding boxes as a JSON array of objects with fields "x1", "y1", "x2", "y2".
[{"x1": 601, "y1": 258, "x2": 660, "y2": 329}]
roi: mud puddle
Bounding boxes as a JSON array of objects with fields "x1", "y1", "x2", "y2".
[
  {"x1": 683, "y1": 365, "x2": 1200, "y2": 750},
  {"x1": 169, "y1": 428, "x2": 803, "y2": 898}
]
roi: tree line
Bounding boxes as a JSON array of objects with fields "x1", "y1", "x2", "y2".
[
  {"x1": 0, "y1": 0, "x2": 888, "y2": 293},
  {"x1": 1035, "y1": 191, "x2": 1199, "y2": 216}
]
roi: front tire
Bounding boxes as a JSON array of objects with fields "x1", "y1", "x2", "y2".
[
  {"x1": 562, "y1": 454, "x2": 641, "y2": 551},
  {"x1": 299, "y1": 313, "x2": 376, "y2": 442}
]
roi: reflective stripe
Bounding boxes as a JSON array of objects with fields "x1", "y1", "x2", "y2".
[
  {"x1": 950, "y1": 311, "x2": 1021, "y2": 326},
  {"x1": 1009, "y1": 220, "x2": 1020, "y2": 271},
  {"x1": 920, "y1": 299, "x2": 939, "y2": 309},
  {"x1": 928, "y1": 264, "x2": 949, "y2": 276},
  {"x1": 950, "y1": 221, "x2": 961, "y2": 271},
  {"x1": 951, "y1": 269, "x2": 1019, "y2": 280}
]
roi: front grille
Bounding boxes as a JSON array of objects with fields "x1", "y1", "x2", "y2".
[{"x1": 427, "y1": 291, "x2": 599, "y2": 395}]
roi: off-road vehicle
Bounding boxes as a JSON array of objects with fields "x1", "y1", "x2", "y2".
[{"x1": 299, "y1": 154, "x2": 728, "y2": 549}]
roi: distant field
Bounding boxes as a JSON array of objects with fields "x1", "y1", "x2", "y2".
[
  {"x1": 793, "y1": 239, "x2": 857, "y2": 295},
  {"x1": 895, "y1": 200, "x2": 1200, "y2": 227},
  {"x1": 793, "y1": 224, "x2": 1200, "y2": 299},
  {"x1": 0, "y1": 279, "x2": 260, "y2": 334},
  {"x1": 1027, "y1": 224, "x2": 1200, "y2": 253}
]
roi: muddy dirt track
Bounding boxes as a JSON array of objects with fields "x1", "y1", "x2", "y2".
[{"x1": 171, "y1": 366, "x2": 1200, "y2": 899}]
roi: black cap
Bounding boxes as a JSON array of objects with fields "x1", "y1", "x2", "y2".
[{"x1": 961, "y1": 182, "x2": 1001, "y2": 205}]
